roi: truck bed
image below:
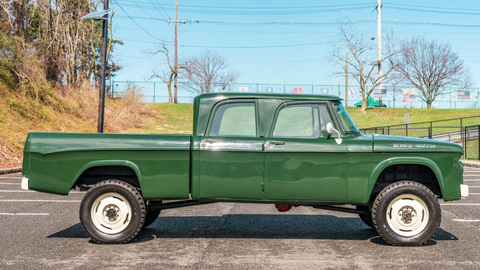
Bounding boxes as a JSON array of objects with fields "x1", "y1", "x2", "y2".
[{"x1": 22, "y1": 132, "x2": 192, "y2": 199}]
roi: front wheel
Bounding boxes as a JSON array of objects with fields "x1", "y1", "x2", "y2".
[
  {"x1": 79, "y1": 180, "x2": 146, "y2": 244},
  {"x1": 356, "y1": 205, "x2": 374, "y2": 228},
  {"x1": 372, "y1": 181, "x2": 441, "y2": 246}
]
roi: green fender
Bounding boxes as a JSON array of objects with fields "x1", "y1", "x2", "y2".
[
  {"x1": 70, "y1": 160, "x2": 143, "y2": 190},
  {"x1": 366, "y1": 157, "x2": 445, "y2": 200}
]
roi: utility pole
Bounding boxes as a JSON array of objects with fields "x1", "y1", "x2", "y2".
[
  {"x1": 166, "y1": 1, "x2": 187, "y2": 104},
  {"x1": 377, "y1": 0, "x2": 383, "y2": 108},
  {"x1": 345, "y1": 51, "x2": 348, "y2": 107}
]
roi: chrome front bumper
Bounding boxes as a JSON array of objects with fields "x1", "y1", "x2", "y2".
[{"x1": 460, "y1": 184, "x2": 469, "y2": 198}]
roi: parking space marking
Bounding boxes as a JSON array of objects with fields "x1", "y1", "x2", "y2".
[
  {"x1": 441, "y1": 203, "x2": 480, "y2": 206},
  {"x1": 0, "y1": 199, "x2": 81, "y2": 202},
  {"x1": 0, "y1": 213, "x2": 49, "y2": 216},
  {"x1": 0, "y1": 190, "x2": 84, "y2": 194},
  {"x1": 453, "y1": 219, "x2": 480, "y2": 222}
]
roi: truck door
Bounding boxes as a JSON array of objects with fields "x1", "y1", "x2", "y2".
[
  {"x1": 197, "y1": 100, "x2": 264, "y2": 200},
  {"x1": 263, "y1": 103, "x2": 348, "y2": 202}
]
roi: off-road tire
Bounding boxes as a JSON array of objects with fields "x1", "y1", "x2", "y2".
[
  {"x1": 372, "y1": 181, "x2": 441, "y2": 246},
  {"x1": 356, "y1": 205, "x2": 374, "y2": 228},
  {"x1": 79, "y1": 180, "x2": 146, "y2": 244},
  {"x1": 143, "y1": 210, "x2": 161, "y2": 228}
]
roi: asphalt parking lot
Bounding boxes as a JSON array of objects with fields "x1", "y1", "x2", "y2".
[{"x1": 0, "y1": 169, "x2": 479, "y2": 270}]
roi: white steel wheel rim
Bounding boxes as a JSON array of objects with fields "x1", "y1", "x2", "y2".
[
  {"x1": 91, "y1": 192, "x2": 132, "y2": 234},
  {"x1": 386, "y1": 194, "x2": 429, "y2": 237}
]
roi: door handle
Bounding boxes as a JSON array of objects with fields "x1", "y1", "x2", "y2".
[
  {"x1": 201, "y1": 139, "x2": 222, "y2": 144},
  {"x1": 264, "y1": 141, "x2": 285, "y2": 150}
]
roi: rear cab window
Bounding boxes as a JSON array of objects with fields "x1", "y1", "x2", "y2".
[{"x1": 208, "y1": 102, "x2": 257, "y2": 137}]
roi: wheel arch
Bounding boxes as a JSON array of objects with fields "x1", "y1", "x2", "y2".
[
  {"x1": 367, "y1": 157, "x2": 445, "y2": 199},
  {"x1": 71, "y1": 160, "x2": 143, "y2": 190}
]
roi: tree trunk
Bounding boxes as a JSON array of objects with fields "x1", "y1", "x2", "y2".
[
  {"x1": 360, "y1": 99, "x2": 367, "y2": 115},
  {"x1": 167, "y1": 80, "x2": 173, "y2": 104}
]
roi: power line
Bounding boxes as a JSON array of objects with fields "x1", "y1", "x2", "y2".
[
  {"x1": 386, "y1": 6, "x2": 480, "y2": 16},
  {"x1": 116, "y1": 3, "x2": 164, "y2": 42},
  {"x1": 132, "y1": 0, "x2": 151, "y2": 17},
  {"x1": 115, "y1": 15, "x2": 480, "y2": 28},
  {"x1": 180, "y1": 41, "x2": 334, "y2": 49},
  {"x1": 149, "y1": 0, "x2": 169, "y2": 18}
]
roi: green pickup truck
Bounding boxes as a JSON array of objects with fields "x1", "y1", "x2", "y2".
[{"x1": 21, "y1": 93, "x2": 468, "y2": 246}]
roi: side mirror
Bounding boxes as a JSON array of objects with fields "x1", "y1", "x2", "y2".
[{"x1": 326, "y1": 122, "x2": 342, "y2": 145}]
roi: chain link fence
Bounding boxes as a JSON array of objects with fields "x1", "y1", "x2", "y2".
[{"x1": 111, "y1": 81, "x2": 480, "y2": 109}]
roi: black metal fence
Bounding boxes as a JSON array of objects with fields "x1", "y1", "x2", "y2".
[{"x1": 359, "y1": 116, "x2": 480, "y2": 160}]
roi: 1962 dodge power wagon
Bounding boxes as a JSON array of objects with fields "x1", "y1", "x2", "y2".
[{"x1": 21, "y1": 93, "x2": 469, "y2": 246}]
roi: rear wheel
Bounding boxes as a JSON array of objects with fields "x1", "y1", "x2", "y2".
[
  {"x1": 372, "y1": 181, "x2": 441, "y2": 246},
  {"x1": 79, "y1": 180, "x2": 145, "y2": 244}
]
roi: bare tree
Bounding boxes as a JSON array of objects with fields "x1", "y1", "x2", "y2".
[
  {"x1": 331, "y1": 21, "x2": 398, "y2": 115},
  {"x1": 393, "y1": 37, "x2": 472, "y2": 108},
  {"x1": 148, "y1": 42, "x2": 181, "y2": 104},
  {"x1": 182, "y1": 50, "x2": 239, "y2": 93}
]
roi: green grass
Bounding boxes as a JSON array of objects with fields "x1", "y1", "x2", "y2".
[
  {"x1": 131, "y1": 103, "x2": 194, "y2": 134},
  {"x1": 346, "y1": 107, "x2": 480, "y2": 129},
  {"x1": 133, "y1": 103, "x2": 480, "y2": 138},
  {"x1": 463, "y1": 140, "x2": 479, "y2": 160}
]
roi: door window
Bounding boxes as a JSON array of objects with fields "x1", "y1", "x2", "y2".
[
  {"x1": 273, "y1": 104, "x2": 319, "y2": 138},
  {"x1": 209, "y1": 103, "x2": 256, "y2": 137}
]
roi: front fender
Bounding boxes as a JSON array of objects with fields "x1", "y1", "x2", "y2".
[
  {"x1": 366, "y1": 157, "x2": 445, "y2": 200},
  {"x1": 71, "y1": 160, "x2": 143, "y2": 189}
]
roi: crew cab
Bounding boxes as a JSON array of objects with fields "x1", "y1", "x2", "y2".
[{"x1": 21, "y1": 93, "x2": 469, "y2": 246}]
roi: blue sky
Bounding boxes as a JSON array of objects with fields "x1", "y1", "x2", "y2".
[{"x1": 110, "y1": 0, "x2": 480, "y2": 93}]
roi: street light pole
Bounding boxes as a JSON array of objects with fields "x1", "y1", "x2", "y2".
[
  {"x1": 81, "y1": 3, "x2": 110, "y2": 133},
  {"x1": 97, "y1": 0, "x2": 108, "y2": 133}
]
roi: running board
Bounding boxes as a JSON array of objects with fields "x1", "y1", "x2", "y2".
[
  {"x1": 312, "y1": 205, "x2": 370, "y2": 215},
  {"x1": 148, "y1": 200, "x2": 214, "y2": 211}
]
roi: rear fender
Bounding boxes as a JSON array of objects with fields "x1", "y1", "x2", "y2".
[{"x1": 71, "y1": 160, "x2": 142, "y2": 189}]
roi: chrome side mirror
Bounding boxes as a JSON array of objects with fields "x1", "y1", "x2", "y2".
[{"x1": 326, "y1": 122, "x2": 342, "y2": 144}]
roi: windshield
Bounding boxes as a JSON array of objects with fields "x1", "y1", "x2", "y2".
[{"x1": 333, "y1": 102, "x2": 359, "y2": 133}]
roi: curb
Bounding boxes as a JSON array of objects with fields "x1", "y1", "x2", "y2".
[
  {"x1": 0, "y1": 167, "x2": 22, "y2": 175},
  {"x1": 462, "y1": 162, "x2": 480, "y2": 168}
]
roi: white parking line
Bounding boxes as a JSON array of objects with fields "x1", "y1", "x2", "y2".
[
  {"x1": 0, "y1": 213, "x2": 49, "y2": 216},
  {"x1": 453, "y1": 219, "x2": 480, "y2": 222},
  {"x1": 441, "y1": 203, "x2": 480, "y2": 206},
  {"x1": 0, "y1": 190, "x2": 84, "y2": 194},
  {"x1": 0, "y1": 200, "x2": 81, "y2": 202}
]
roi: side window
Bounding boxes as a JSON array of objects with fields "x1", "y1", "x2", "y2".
[
  {"x1": 319, "y1": 104, "x2": 334, "y2": 133},
  {"x1": 209, "y1": 103, "x2": 256, "y2": 137},
  {"x1": 273, "y1": 104, "x2": 319, "y2": 138}
]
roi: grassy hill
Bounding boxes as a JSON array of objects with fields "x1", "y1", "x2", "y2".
[
  {"x1": 0, "y1": 83, "x2": 155, "y2": 169},
  {"x1": 134, "y1": 103, "x2": 480, "y2": 134},
  {"x1": 3, "y1": 98, "x2": 480, "y2": 169}
]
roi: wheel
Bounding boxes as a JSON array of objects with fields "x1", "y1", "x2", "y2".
[
  {"x1": 372, "y1": 181, "x2": 441, "y2": 246},
  {"x1": 79, "y1": 180, "x2": 146, "y2": 244},
  {"x1": 143, "y1": 210, "x2": 160, "y2": 228},
  {"x1": 143, "y1": 210, "x2": 161, "y2": 228},
  {"x1": 356, "y1": 205, "x2": 374, "y2": 228}
]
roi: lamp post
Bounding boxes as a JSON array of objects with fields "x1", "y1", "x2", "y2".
[{"x1": 82, "y1": 2, "x2": 110, "y2": 133}]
